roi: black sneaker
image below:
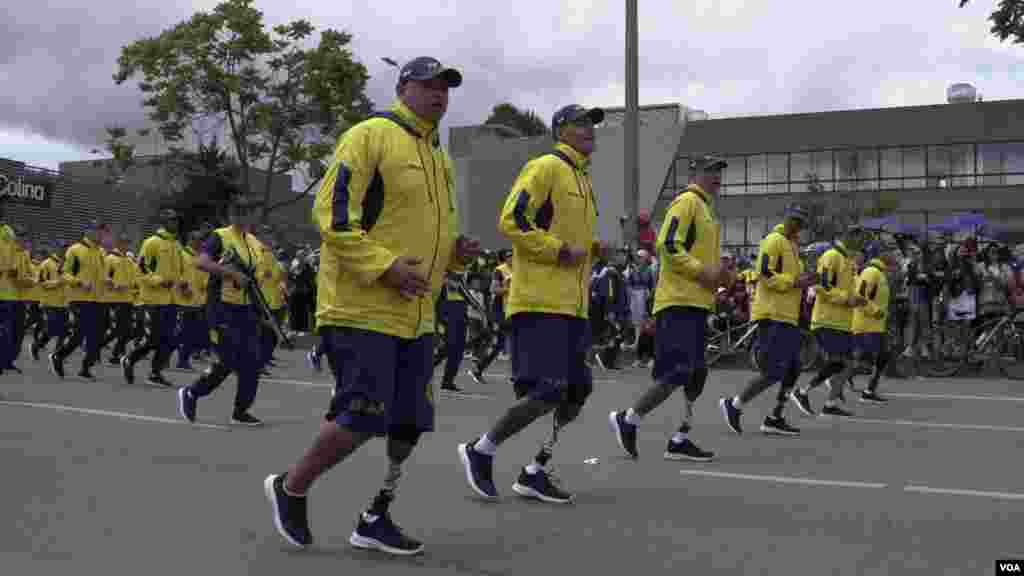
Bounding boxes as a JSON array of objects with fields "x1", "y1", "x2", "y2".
[
  {"x1": 719, "y1": 397, "x2": 743, "y2": 435},
  {"x1": 107, "y1": 356, "x2": 121, "y2": 366},
  {"x1": 822, "y1": 404, "x2": 854, "y2": 418},
  {"x1": 350, "y1": 511, "x2": 424, "y2": 556},
  {"x1": 609, "y1": 410, "x2": 638, "y2": 459},
  {"x1": 440, "y1": 381, "x2": 462, "y2": 393},
  {"x1": 511, "y1": 467, "x2": 574, "y2": 504},
  {"x1": 263, "y1": 473, "x2": 312, "y2": 548},
  {"x1": 859, "y1": 390, "x2": 888, "y2": 404},
  {"x1": 306, "y1": 350, "x2": 322, "y2": 373},
  {"x1": 760, "y1": 416, "x2": 801, "y2": 436},
  {"x1": 457, "y1": 440, "x2": 498, "y2": 499},
  {"x1": 6, "y1": 364, "x2": 22, "y2": 375},
  {"x1": 232, "y1": 411, "x2": 264, "y2": 426},
  {"x1": 121, "y1": 356, "x2": 134, "y2": 385},
  {"x1": 49, "y1": 353, "x2": 64, "y2": 379},
  {"x1": 664, "y1": 438, "x2": 715, "y2": 462},
  {"x1": 77, "y1": 369, "x2": 96, "y2": 381},
  {"x1": 468, "y1": 368, "x2": 487, "y2": 385},
  {"x1": 177, "y1": 387, "x2": 197, "y2": 423},
  {"x1": 789, "y1": 389, "x2": 815, "y2": 417},
  {"x1": 147, "y1": 373, "x2": 173, "y2": 388}
]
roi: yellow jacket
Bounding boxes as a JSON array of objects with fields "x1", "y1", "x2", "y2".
[
  {"x1": 38, "y1": 256, "x2": 66, "y2": 308},
  {"x1": 208, "y1": 226, "x2": 262, "y2": 306},
  {"x1": 178, "y1": 247, "x2": 209, "y2": 307},
  {"x1": 499, "y1": 143, "x2": 599, "y2": 320},
  {"x1": 138, "y1": 229, "x2": 184, "y2": 306},
  {"x1": 62, "y1": 238, "x2": 105, "y2": 303},
  {"x1": 0, "y1": 224, "x2": 15, "y2": 301},
  {"x1": 652, "y1": 184, "x2": 721, "y2": 314},
  {"x1": 105, "y1": 250, "x2": 136, "y2": 304},
  {"x1": 13, "y1": 246, "x2": 35, "y2": 301},
  {"x1": 751, "y1": 224, "x2": 804, "y2": 326},
  {"x1": 811, "y1": 241, "x2": 856, "y2": 332},
  {"x1": 852, "y1": 259, "x2": 890, "y2": 334},
  {"x1": 26, "y1": 260, "x2": 43, "y2": 302},
  {"x1": 257, "y1": 244, "x2": 287, "y2": 310},
  {"x1": 312, "y1": 102, "x2": 462, "y2": 339}
]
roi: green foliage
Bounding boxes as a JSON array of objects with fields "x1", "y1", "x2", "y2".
[
  {"x1": 484, "y1": 103, "x2": 548, "y2": 137},
  {"x1": 796, "y1": 172, "x2": 896, "y2": 243},
  {"x1": 114, "y1": 0, "x2": 373, "y2": 220},
  {"x1": 959, "y1": 1, "x2": 1024, "y2": 43}
]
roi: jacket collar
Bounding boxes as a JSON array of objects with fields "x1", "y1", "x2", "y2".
[
  {"x1": 833, "y1": 240, "x2": 849, "y2": 257},
  {"x1": 687, "y1": 183, "x2": 711, "y2": 205},
  {"x1": 554, "y1": 142, "x2": 590, "y2": 172},
  {"x1": 868, "y1": 258, "x2": 887, "y2": 272},
  {"x1": 392, "y1": 101, "x2": 437, "y2": 140},
  {"x1": 156, "y1": 227, "x2": 177, "y2": 241}
]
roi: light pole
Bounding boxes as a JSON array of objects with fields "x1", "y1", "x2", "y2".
[
  {"x1": 624, "y1": 0, "x2": 639, "y2": 249},
  {"x1": 382, "y1": 57, "x2": 399, "y2": 68}
]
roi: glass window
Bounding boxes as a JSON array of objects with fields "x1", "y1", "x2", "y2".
[
  {"x1": 790, "y1": 153, "x2": 811, "y2": 185},
  {"x1": 880, "y1": 148, "x2": 902, "y2": 188},
  {"x1": 747, "y1": 216, "x2": 767, "y2": 242},
  {"x1": 747, "y1": 154, "x2": 766, "y2": 183},
  {"x1": 766, "y1": 154, "x2": 787, "y2": 193},
  {"x1": 903, "y1": 147, "x2": 926, "y2": 189},
  {"x1": 949, "y1": 144, "x2": 974, "y2": 187},
  {"x1": 834, "y1": 150, "x2": 856, "y2": 192},
  {"x1": 724, "y1": 217, "x2": 746, "y2": 244},
  {"x1": 858, "y1": 149, "x2": 879, "y2": 190},
  {"x1": 979, "y1": 142, "x2": 1024, "y2": 185},
  {"x1": 724, "y1": 156, "x2": 746, "y2": 186},
  {"x1": 806, "y1": 151, "x2": 831, "y2": 191}
]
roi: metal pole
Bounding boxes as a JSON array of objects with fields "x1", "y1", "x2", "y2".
[{"x1": 624, "y1": 0, "x2": 639, "y2": 249}]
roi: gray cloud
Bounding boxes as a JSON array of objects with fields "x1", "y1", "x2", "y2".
[{"x1": 1, "y1": 0, "x2": 1018, "y2": 153}]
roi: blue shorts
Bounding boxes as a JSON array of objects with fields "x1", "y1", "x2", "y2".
[
  {"x1": 45, "y1": 307, "x2": 68, "y2": 340},
  {"x1": 815, "y1": 328, "x2": 852, "y2": 357},
  {"x1": 855, "y1": 332, "x2": 884, "y2": 357},
  {"x1": 757, "y1": 320, "x2": 802, "y2": 382},
  {"x1": 653, "y1": 306, "x2": 708, "y2": 383},
  {"x1": 509, "y1": 312, "x2": 591, "y2": 404},
  {"x1": 322, "y1": 326, "x2": 435, "y2": 435}
]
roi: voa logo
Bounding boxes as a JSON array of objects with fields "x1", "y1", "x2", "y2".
[{"x1": 0, "y1": 173, "x2": 47, "y2": 202}]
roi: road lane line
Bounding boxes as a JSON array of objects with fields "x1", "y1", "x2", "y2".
[
  {"x1": 0, "y1": 400, "x2": 231, "y2": 430},
  {"x1": 903, "y1": 485, "x2": 1024, "y2": 501},
  {"x1": 679, "y1": 469, "x2": 887, "y2": 489},
  {"x1": 885, "y1": 392, "x2": 1024, "y2": 403},
  {"x1": 843, "y1": 417, "x2": 1024, "y2": 434}
]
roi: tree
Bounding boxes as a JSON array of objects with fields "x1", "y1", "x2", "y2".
[
  {"x1": 958, "y1": 1, "x2": 1024, "y2": 43},
  {"x1": 114, "y1": 0, "x2": 373, "y2": 222},
  {"x1": 796, "y1": 173, "x2": 897, "y2": 244},
  {"x1": 484, "y1": 103, "x2": 548, "y2": 137}
]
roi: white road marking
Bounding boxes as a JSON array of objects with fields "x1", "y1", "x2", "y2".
[
  {"x1": 844, "y1": 417, "x2": 1024, "y2": 434},
  {"x1": 903, "y1": 485, "x2": 1024, "y2": 501},
  {"x1": 0, "y1": 400, "x2": 231, "y2": 430},
  {"x1": 679, "y1": 469, "x2": 887, "y2": 489},
  {"x1": 885, "y1": 392, "x2": 1024, "y2": 403}
]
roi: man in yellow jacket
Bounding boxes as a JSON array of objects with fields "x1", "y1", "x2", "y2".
[
  {"x1": 609, "y1": 155, "x2": 731, "y2": 461},
  {"x1": 51, "y1": 219, "x2": 108, "y2": 380},
  {"x1": 851, "y1": 242, "x2": 896, "y2": 404},
  {"x1": 7, "y1": 225, "x2": 35, "y2": 373},
  {"x1": 720, "y1": 206, "x2": 818, "y2": 436},
  {"x1": 31, "y1": 242, "x2": 67, "y2": 359},
  {"x1": 123, "y1": 209, "x2": 183, "y2": 387},
  {"x1": 104, "y1": 232, "x2": 137, "y2": 365},
  {"x1": 264, "y1": 57, "x2": 476, "y2": 554},
  {"x1": 175, "y1": 230, "x2": 209, "y2": 371},
  {"x1": 0, "y1": 217, "x2": 15, "y2": 377},
  {"x1": 460, "y1": 104, "x2": 604, "y2": 505},
  {"x1": 791, "y1": 226, "x2": 868, "y2": 417}
]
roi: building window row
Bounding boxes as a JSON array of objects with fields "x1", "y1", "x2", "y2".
[{"x1": 674, "y1": 142, "x2": 1024, "y2": 196}]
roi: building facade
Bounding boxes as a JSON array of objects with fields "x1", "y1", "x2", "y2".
[{"x1": 658, "y1": 97, "x2": 1024, "y2": 258}]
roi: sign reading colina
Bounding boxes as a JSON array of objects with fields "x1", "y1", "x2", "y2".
[{"x1": 0, "y1": 172, "x2": 52, "y2": 207}]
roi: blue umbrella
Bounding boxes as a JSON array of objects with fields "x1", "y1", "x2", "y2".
[
  {"x1": 950, "y1": 212, "x2": 988, "y2": 230},
  {"x1": 858, "y1": 215, "x2": 899, "y2": 230}
]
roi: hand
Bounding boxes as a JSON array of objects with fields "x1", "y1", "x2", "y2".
[
  {"x1": 380, "y1": 256, "x2": 431, "y2": 300},
  {"x1": 456, "y1": 235, "x2": 481, "y2": 262},
  {"x1": 262, "y1": 271, "x2": 272, "y2": 280},
  {"x1": 160, "y1": 279, "x2": 174, "y2": 289},
  {"x1": 592, "y1": 240, "x2": 609, "y2": 260},
  {"x1": 105, "y1": 279, "x2": 115, "y2": 289},
  {"x1": 178, "y1": 281, "x2": 190, "y2": 292},
  {"x1": 697, "y1": 263, "x2": 722, "y2": 290},
  {"x1": 558, "y1": 245, "x2": 587, "y2": 267},
  {"x1": 795, "y1": 272, "x2": 817, "y2": 289},
  {"x1": 847, "y1": 294, "x2": 867, "y2": 307},
  {"x1": 80, "y1": 282, "x2": 93, "y2": 293},
  {"x1": 5, "y1": 269, "x2": 15, "y2": 279},
  {"x1": 230, "y1": 271, "x2": 250, "y2": 287}
]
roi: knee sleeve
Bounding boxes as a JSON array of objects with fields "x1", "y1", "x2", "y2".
[
  {"x1": 387, "y1": 426, "x2": 422, "y2": 449},
  {"x1": 684, "y1": 367, "x2": 709, "y2": 403},
  {"x1": 556, "y1": 372, "x2": 594, "y2": 427}
]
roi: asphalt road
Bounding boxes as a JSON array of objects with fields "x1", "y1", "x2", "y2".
[{"x1": 1, "y1": 344, "x2": 1022, "y2": 576}]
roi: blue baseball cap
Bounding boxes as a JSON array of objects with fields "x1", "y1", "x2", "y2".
[
  {"x1": 551, "y1": 105, "x2": 605, "y2": 137},
  {"x1": 398, "y1": 57, "x2": 463, "y2": 88}
]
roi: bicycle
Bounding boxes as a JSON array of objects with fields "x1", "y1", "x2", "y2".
[{"x1": 925, "y1": 308, "x2": 1024, "y2": 379}]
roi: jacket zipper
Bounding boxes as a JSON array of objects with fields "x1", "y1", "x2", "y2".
[{"x1": 416, "y1": 138, "x2": 443, "y2": 334}]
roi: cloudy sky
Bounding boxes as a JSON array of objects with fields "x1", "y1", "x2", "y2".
[{"x1": 1, "y1": 0, "x2": 1020, "y2": 170}]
